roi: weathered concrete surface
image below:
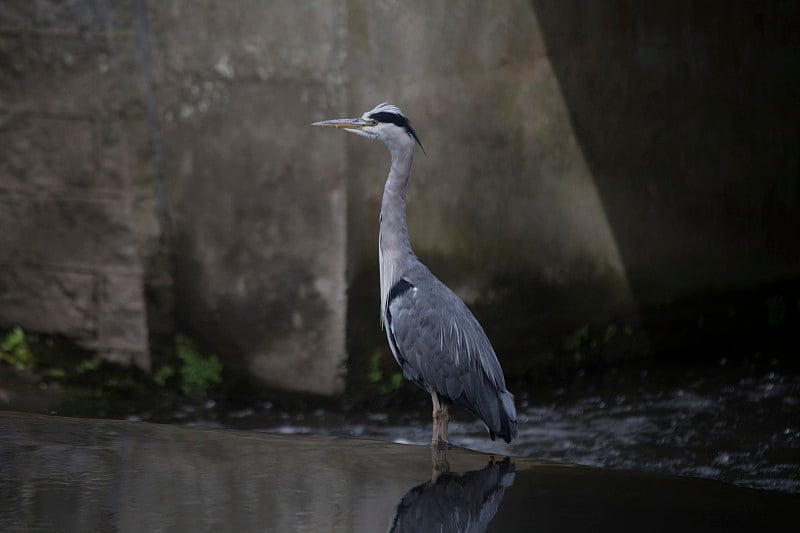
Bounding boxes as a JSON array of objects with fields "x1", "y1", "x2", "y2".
[
  {"x1": 0, "y1": 1, "x2": 350, "y2": 393},
  {"x1": 347, "y1": 2, "x2": 628, "y2": 289},
  {"x1": 1, "y1": 1, "x2": 798, "y2": 392},
  {"x1": 0, "y1": 2, "x2": 157, "y2": 368},
  {"x1": 1, "y1": 412, "x2": 797, "y2": 532},
  {"x1": 148, "y1": 1, "x2": 348, "y2": 394}
]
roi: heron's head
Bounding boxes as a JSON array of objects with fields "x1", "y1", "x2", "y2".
[{"x1": 313, "y1": 102, "x2": 424, "y2": 153}]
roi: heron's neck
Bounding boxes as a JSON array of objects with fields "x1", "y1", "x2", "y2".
[
  {"x1": 379, "y1": 142, "x2": 415, "y2": 315},
  {"x1": 380, "y1": 143, "x2": 415, "y2": 257}
]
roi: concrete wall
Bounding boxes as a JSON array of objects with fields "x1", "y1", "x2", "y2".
[
  {"x1": 149, "y1": 1, "x2": 348, "y2": 394},
  {"x1": 0, "y1": 1, "x2": 349, "y2": 394},
  {"x1": 344, "y1": 1, "x2": 800, "y2": 375},
  {"x1": 532, "y1": 0, "x2": 800, "y2": 301},
  {"x1": 0, "y1": 1, "x2": 158, "y2": 368},
  {"x1": 1, "y1": 1, "x2": 798, "y2": 393},
  {"x1": 344, "y1": 1, "x2": 637, "y2": 376}
]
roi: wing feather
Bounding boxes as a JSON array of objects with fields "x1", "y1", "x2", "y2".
[{"x1": 385, "y1": 269, "x2": 517, "y2": 441}]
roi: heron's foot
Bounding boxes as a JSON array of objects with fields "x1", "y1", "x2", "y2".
[{"x1": 432, "y1": 438, "x2": 452, "y2": 449}]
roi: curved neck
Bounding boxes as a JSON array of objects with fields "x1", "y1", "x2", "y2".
[
  {"x1": 380, "y1": 143, "x2": 415, "y2": 254},
  {"x1": 379, "y1": 140, "x2": 416, "y2": 317}
]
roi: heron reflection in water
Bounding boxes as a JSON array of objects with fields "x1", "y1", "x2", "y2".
[
  {"x1": 314, "y1": 104, "x2": 518, "y2": 463},
  {"x1": 389, "y1": 458, "x2": 516, "y2": 533}
]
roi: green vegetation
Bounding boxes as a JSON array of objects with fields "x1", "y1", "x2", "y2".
[
  {"x1": 1, "y1": 326, "x2": 222, "y2": 400},
  {"x1": 150, "y1": 334, "x2": 224, "y2": 396},
  {"x1": 0, "y1": 326, "x2": 35, "y2": 371},
  {"x1": 603, "y1": 324, "x2": 617, "y2": 343},
  {"x1": 0, "y1": 324, "x2": 147, "y2": 410},
  {"x1": 153, "y1": 364, "x2": 175, "y2": 387},
  {"x1": 174, "y1": 334, "x2": 222, "y2": 395},
  {"x1": 115, "y1": 333, "x2": 225, "y2": 396},
  {"x1": 558, "y1": 321, "x2": 648, "y2": 367},
  {"x1": 563, "y1": 324, "x2": 589, "y2": 352},
  {"x1": 368, "y1": 351, "x2": 403, "y2": 394}
]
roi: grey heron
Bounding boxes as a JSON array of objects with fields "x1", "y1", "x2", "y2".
[
  {"x1": 389, "y1": 458, "x2": 515, "y2": 532},
  {"x1": 313, "y1": 103, "x2": 518, "y2": 446}
]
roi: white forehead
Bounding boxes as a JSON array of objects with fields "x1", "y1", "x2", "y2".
[{"x1": 361, "y1": 102, "x2": 404, "y2": 119}]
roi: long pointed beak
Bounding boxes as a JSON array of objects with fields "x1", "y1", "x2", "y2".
[{"x1": 311, "y1": 117, "x2": 368, "y2": 129}]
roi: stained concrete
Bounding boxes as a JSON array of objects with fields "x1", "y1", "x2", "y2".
[
  {"x1": 0, "y1": 1, "x2": 798, "y2": 393},
  {"x1": 0, "y1": 2, "x2": 154, "y2": 368},
  {"x1": 149, "y1": 1, "x2": 349, "y2": 394}
]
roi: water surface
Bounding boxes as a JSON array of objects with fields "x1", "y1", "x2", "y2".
[
  {"x1": 172, "y1": 357, "x2": 799, "y2": 493},
  {"x1": 1, "y1": 412, "x2": 797, "y2": 532}
]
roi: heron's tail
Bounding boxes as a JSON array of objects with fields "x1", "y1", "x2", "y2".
[{"x1": 494, "y1": 390, "x2": 518, "y2": 444}]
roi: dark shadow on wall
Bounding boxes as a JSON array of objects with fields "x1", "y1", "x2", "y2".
[
  {"x1": 527, "y1": 1, "x2": 800, "y2": 363},
  {"x1": 529, "y1": 1, "x2": 800, "y2": 302}
]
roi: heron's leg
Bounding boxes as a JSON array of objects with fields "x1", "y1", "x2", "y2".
[
  {"x1": 430, "y1": 391, "x2": 442, "y2": 445},
  {"x1": 431, "y1": 442, "x2": 450, "y2": 479},
  {"x1": 430, "y1": 392, "x2": 450, "y2": 476},
  {"x1": 440, "y1": 404, "x2": 449, "y2": 443}
]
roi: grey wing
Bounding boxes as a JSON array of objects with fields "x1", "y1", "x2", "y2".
[{"x1": 385, "y1": 275, "x2": 517, "y2": 440}]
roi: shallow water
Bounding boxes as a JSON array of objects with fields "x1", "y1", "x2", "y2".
[
  {"x1": 511, "y1": 362, "x2": 800, "y2": 493},
  {"x1": 157, "y1": 356, "x2": 799, "y2": 493},
  {"x1": 2, "y1": 411, "x2": 798, "y2": 532}
]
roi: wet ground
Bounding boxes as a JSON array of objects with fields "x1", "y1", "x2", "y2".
[{"x1": 138, "y1": 355, "x2": 799, "y2": 494}]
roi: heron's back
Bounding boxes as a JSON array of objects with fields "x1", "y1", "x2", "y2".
[{"x1": 384, "y1": 262, "x2": 518, "y2": 443}]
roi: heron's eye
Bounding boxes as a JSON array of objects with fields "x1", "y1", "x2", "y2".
[{"x1": 366, "y1": 119, "x2": 378, "y2": 126}]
